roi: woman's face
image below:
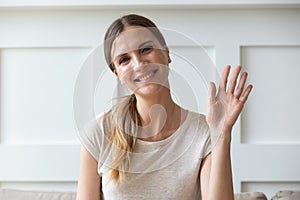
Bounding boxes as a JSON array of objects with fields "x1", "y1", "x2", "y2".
[{"x1": 111, "y1": 26, "x2": 170, "y2": 97}]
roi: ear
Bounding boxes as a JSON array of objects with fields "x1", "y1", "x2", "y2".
[
  {"x1": 113, "y1": 69, "x2": 119, "y2": 77},
  {"x1": 165, "y1": 46, "x2": 171, "y2": 64},
  {"x1": 168, "y1": 55, "x2": 172, "y2": 64},
  {"x1": 114, "y1": 70, "x2": 125, "y2": 85}
]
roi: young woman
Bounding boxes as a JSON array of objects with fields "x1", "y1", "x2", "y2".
[{"x1": 77, "y1": 14, "x2": 253, "y2": 200}]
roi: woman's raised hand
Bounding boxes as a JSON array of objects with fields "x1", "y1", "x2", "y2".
[{"x1": 206, "y1": 65, "x2": 253, "y2": 142}]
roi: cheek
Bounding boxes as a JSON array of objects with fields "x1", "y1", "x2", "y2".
[
  {"x1": 116, "y1": 66, "x2": 133, "y2": 81},
  {"x1": 153, "y1": 51, "x2": 169, "y2": 64}
]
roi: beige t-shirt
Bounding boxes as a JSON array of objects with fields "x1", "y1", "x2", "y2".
[{"x1": 79, "y1": 110, "x2": 211, "y2": 200}]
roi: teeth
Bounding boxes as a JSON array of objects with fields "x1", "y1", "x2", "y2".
[{"x1": 138, "y1": 71, "x2": 154, "y2": 81}]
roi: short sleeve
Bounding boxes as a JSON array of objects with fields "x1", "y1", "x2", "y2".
[
  {"x1": 202, "y1": 126, "x2": 212, "y2": 158},
  {"x1": 78, "y1": 116, "x2": 104, "y2": 161},
  {"x1": 197, "y1": 114, "x2": 212, "y2": 159}
]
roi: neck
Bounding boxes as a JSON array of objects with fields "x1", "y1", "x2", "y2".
[
  {"x1": 135, "y1": 88, "x2": 175, "y2": 125},
  {"x1": 134, "y1": 88, "x2": 186, "y2": 141}
]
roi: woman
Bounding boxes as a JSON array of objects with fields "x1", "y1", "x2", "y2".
[{"x1": 77, "y1": 14, "x2": 253, "y2": 200}]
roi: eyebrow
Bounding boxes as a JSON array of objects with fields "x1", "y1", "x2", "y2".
[{"x1": 113, "y1": 40, "x2": 153, "y2": 61}]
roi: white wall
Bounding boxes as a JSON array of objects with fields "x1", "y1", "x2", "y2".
[{"x1": 0, "y1": 1, "x2": 299, "y2": 199}]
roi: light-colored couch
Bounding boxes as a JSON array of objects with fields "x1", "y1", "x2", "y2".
[
  {"x1": 0, "y1": 189, "x2": 299, "y2": 200},
  {"x1": 0, "y1": 189, "x2": 76, "y2": 200}
]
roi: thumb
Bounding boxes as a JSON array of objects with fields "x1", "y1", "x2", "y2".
[{"x1": 208, "y1": 82, "x2": 217, "y2": 104}]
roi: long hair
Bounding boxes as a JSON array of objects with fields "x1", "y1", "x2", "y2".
[{"x1": 102, "y1": 14, "x2": 167, "y2": 183}]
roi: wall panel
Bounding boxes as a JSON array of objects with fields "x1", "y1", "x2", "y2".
[
  {"x1": 0, "y1": 47, "x2": 90, "y2": 144},
  {"x1": 241, "y1": 46, "x2": 300, "y2": 144}
]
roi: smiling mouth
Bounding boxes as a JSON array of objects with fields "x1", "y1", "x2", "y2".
[{"x1": 134, "y1": 69, "x2": 158, "y2": 82}]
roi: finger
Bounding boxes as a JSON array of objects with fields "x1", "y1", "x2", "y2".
[
  {"x1": 228, "y1": 65, "x2": 242, "y2": 94},
  {"x1": 240, "y1": 84, "x2": 253, "y2": 103},
  {"x1": 208, "y1": 82, "x2": 217, "y2": 104},
  {"x1": 219, "y1": 65, "x2": 231, "y2": 92},
  {"x1": 234, "y1": 72, "x2": 248, "y2": 98}
]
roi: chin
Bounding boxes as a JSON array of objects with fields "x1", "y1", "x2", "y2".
[{"x1": 134, "y1": 83, "x2": 168, "y2": 97}]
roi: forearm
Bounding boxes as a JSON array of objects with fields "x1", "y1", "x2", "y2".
[
  {"x1": 77, "y1": 146, "x2": 101, "y2": 200},
  {"x1": 207, "y1": 129, "x2": 234, "y2": 200}
]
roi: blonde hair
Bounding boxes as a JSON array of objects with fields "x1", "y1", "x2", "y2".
[
  {"x1": 102, "y1": 14, "x2": 166, "y2": 183},
  {"x1": 102, "y1": 94, "x2": 140, "y2": 183}
]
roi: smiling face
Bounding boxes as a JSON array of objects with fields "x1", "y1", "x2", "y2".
[{"x1": 111, "y1": 26, "x2": 171, "y2": 97}]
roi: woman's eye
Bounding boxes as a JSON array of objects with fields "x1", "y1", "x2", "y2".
[
  {"x1": 119, "y1": 57, "x2": 130, "y2": 65},
  {"x1": 141, "y1": 46, "x2": 153, "y2": 54}
]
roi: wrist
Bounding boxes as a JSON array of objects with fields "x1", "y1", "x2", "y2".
[
  {"x1": 222, "y1": 124, "x2": 233, "y2": 133},
  {"x1": 219, "y1": 130, "x2": 232, "y2": 144},
  {"x1": 210, "y1": 128, "x2": 232, "y2": 146}
]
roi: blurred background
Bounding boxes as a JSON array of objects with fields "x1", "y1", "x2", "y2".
[{"x1": 0, "y1": 0, "x2": 299, "y2": 199}]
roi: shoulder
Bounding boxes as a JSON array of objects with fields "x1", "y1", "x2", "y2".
[
  {"x1": 186, "y1": 110, "x2": 209, "y2": 132},
  {"x1": 186, "y1": 111, "x2": 211, "y2": 156},
  {"x1": 77, "y1": 111, "x2": 114, "y2": 161},
  {"x1": 81, "y1": 113, "x2": 105, "y2": 136}
]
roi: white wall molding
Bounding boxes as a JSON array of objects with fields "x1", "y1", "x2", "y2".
[
  {"x1": 0, "y1": 144, "x2": 80, "y2": 181},
  {"x1": 0, "y1": 0, "x2": 300, "y2": 9}
]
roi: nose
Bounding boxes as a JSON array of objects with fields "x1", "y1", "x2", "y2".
[{"x1": 132, "y1": 52, "x2": 146, "y2": 71}]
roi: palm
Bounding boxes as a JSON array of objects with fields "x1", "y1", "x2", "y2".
[{"x1": 206, "y1": 66, "x2": 253, "y2": 136}]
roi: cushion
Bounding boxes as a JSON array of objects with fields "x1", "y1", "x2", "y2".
[
  {"x1": 235, "y1": 192, "x2": 268, "y2": 200},
  {"x1": 271, "y1": 190, "x2": 300, "y2": 200},
  {"x1": 0, "y1": 189, "x2": 76, "y2": 200},
  {"x1": 0, "y1": 189, "x2": 271, "y2": 200}
]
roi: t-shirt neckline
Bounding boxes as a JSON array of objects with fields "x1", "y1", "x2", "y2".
[{"x1": 136, "y1": 110, "x2": 191, "y2": 147}]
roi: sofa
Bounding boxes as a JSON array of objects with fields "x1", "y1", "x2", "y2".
[{"x1": 0, "y1": 189, "x2": 300, "y2": 200}]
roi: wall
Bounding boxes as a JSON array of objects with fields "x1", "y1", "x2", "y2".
[{"x1": 0, "y1": 1, "x2": 299, "y2": 199}]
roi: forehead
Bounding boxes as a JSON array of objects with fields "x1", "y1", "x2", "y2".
[{"x1": 111, "y1": 26, "x2": 163, "y2": 60}]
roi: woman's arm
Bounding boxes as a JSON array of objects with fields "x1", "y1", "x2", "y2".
[
  {"x1": 200, "y1": 131, "x2": 234, "y2": 200},
  {"x1": 201, "y1": 65, "x2": 252, "y2": 200},
  {"x1": 77, "y1": 145, "x2": 101, "y2": 200}
]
